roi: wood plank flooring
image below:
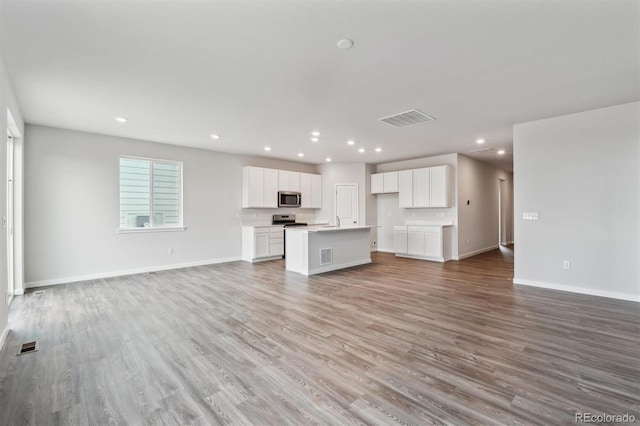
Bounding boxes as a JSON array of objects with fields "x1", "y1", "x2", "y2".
[{"x1": 0, "y1": 247, "x2": 638, "y2": 425}]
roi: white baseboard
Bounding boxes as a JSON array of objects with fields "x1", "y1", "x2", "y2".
[
  {"x1": 14, "y1": 288, "x2": 24, "y2": 296},
  {"x1": 513, "y1": 278, "x2": 640, "y2": 302},
  {"x1": 306, "y1": 259, "x2": 372, "y2": 275},
  {"x1": 456, "y1": 245, "x2": 499, "y2": 260},
  {"x1": 25, "y1": 256, "x2": 242, "y2": 289},
  {"x1": 396, "y1": 253, "x2": 445, "y2": 263},
  {"x1": 376, "y1": 247, "x2": 395, "y2": 253},
  {"x1": 0, "y1": 325, "x2": 9, "y2": 352}
]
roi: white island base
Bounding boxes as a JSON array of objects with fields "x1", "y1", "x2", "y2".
[{"x1": 285, "y1": 226, "x2": 374, "y2": 275}]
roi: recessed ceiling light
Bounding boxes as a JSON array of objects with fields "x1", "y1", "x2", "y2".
[
  {"x1": 358, "y1": 148, "x2": 365, "y2": 153},
  {"x1": 311, "y1": 131, "x2": 320, "y2": 137},
  {"x1": 326, "y1": 157, "x2": 332, "y2": 162},
  {"x1": 210, "y1": 134, "x2": 220, "y2": 140},
  {"x1": 476, "y1": 138, "x2": 485, "y2": 144},
  {"x1": 114, "y1": 116, "x2": 128, "y2": 123},
  {"x1": 311, "y1": 137, "x2": 319, "y2": 142},
  {"x1": 264, "y1": 146, "x2": 271, "y2": 151},
  {"x1": 347, "y1": 140, "x2": 355, "y2": 146},
  {"x1": 337, "y1": 39, "x2": 354, "y2": 49},
  {"x1": 497, "y1": 149, "x2": 506, "y2": 155},
  {"x1": 297, "y1": 153, "x2": 304, "y2": 157},
  {"x1": 375, "y1": 148, "x2": 382, "y2": 153}
]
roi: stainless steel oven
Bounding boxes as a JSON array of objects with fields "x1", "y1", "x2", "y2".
[{"x1": 272, "y1": 214, "x2": 307, "y2": 258}]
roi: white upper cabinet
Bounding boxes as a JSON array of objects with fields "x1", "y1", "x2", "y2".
[
  {"x1": 244, "y1": 167, "x2": 320, "y2": 209},
  {"x1": 311, "y1": 174, "x2": 322, "y2": 208},
  {"x1": 397, "y1": 165, "x2": 450, "y2": 208},
  {"x1": 413, "y1": 168, "x2": 430, "y2": 207},
  {"x1": 383, "y1": 172, "x2": 398, "y2": 193},
  {"x1": 371, "y1": 173, "x2": 384, "y2": 194},
  {"x1": 371, "y1": 171, "x2": 399, "y2": 194},
  {"x1": 398, "y1": 170, "x2": 414, "y2": 207},
  {"x1": 300, "y1": 173, "x2": 312, "y2": 208},
  {"x1": 278, "y1": 170, "x2": 300, "y2": 192},
  {"x1": 242, "y1": 166, "x2": 278, "y2": 208},
  {"x1": 299, "y1": 172, "x2": 322, "y2": 209},
  {"x1": 429, "y1": 165, "x2": 450, "y2": 208}
]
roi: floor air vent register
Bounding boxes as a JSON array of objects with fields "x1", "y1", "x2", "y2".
[
  {"x1": 320, "y1": 248, "x2": 333, "y2": 266},
  {"x1": 17, "y1": 341, "x2": 38, "y2": 356}
]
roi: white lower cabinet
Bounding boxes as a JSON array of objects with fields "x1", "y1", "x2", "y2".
[
  {"x1": 242, "y1": 225, "x2": 285, "y2": 262},
  {"x1": 254, "y1": 230, "x2": 270, "y2": 258},
  {"x1": 394, "y1": 228, "x2": 408, "y2": 254},
  {"x1": 269, "y1": 227, "x2": 284, "y2": 256},
  {"x1": 408, "y1": 229, "x2": 426, "y2": 256},
  {"x1": 393, "y1": 225, "x2": 452, "y2": 262}
]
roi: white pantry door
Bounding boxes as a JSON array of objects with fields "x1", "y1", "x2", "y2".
[{"x1": 335, "y1": 184, "x2": 359, "y2": 228}]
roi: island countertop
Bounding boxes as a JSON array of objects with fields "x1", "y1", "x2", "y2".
[{"x1": 285, "y1": 225, "x2": 377, "y2": 233}]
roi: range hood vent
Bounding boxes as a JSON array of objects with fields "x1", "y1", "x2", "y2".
[{"x1": 379, "y1": 110, "x2": 435, "y2": 128}]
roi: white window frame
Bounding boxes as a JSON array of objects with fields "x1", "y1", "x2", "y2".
[{"x1": 117, "y1": 155, "x2": 185, "y2": 233}]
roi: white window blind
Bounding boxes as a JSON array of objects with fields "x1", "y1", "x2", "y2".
[{"x1": 119, "y1": 156, "x2": 183, "y2": 230}]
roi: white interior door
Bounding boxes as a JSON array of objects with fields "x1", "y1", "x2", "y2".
[
  {"x1": 6, "y1": 131, "x2": 14, "y2": 305},
  {"x1": 335, "y1": 184, "x2": 358, "y2": 228}
]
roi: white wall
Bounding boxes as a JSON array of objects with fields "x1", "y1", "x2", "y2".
[
  {"x1": 513, "y1": 102, "x2": 639, "y2": 302},
  {"x1": 24, "y1": 125, "x2": 318, "y2": 286},
  {"x1": 375, "y1": 154, "x2": 459, "y2": 254},
  {"x1": 0, "y1": 47, "x2": 26, "y2": 347},
  {"x1": 457, "y1": 154, "x2": 513, "y2": 258},
  {"x1": 318, "y1": 162, "x2": 366, "y2": 225}
]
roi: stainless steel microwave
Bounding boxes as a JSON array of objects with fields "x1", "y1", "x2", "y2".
[{"x1": 278, "y1": 191, "x2": 301, "y2": 208}]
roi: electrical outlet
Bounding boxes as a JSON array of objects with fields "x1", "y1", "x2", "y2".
[
  {"x1": 168, "y1": 248, "x2": 174, "y2": 254},
  {"x1": 563, "y1": 260, "x2": 571, "y2": 270},
  {"x1": 523, "y1": 212, "x2": 539, "y2": 220},
  {"x1": 466, "y1": 239, "x2": 470, "y2": 246}
]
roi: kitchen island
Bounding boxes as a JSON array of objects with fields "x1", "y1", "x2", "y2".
[{"x1": 285, "y1": 226, "x2": 375, "y2": 275}]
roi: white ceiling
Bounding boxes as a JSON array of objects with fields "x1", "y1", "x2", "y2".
[{"x1": 1, "y1": 0, "x2": 638, "y2": 171}]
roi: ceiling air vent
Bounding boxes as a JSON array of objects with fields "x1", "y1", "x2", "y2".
[
  {"x1": 469, "y1": 147, "x2": 497, "y2": 155},
  {"x1": 379, "y1": 110, "x2": 436, "y2": 128}
]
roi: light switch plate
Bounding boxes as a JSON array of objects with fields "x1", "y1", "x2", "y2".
[{"x1": 523, "y1": 212, "x2": 539, "y2": 220}]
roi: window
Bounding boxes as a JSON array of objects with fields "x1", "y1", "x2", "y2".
[{"x1": 119, "y1": 156, "x2": 183, "y2": 231}]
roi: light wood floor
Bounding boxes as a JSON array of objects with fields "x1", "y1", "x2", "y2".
[{"x1": 1, "y1": 248, "x2": 638, "y2": 425}]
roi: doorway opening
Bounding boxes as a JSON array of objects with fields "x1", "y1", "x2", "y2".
[
  {"x1": 498, "y1": 179, "x2": 504, "y2": 245},
  {"x1": 6, "y1": 107, "x2": 21, "y2": 303},
  {"x1": 6, "y1": 129, "x2": 14, "y2": 306}
]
